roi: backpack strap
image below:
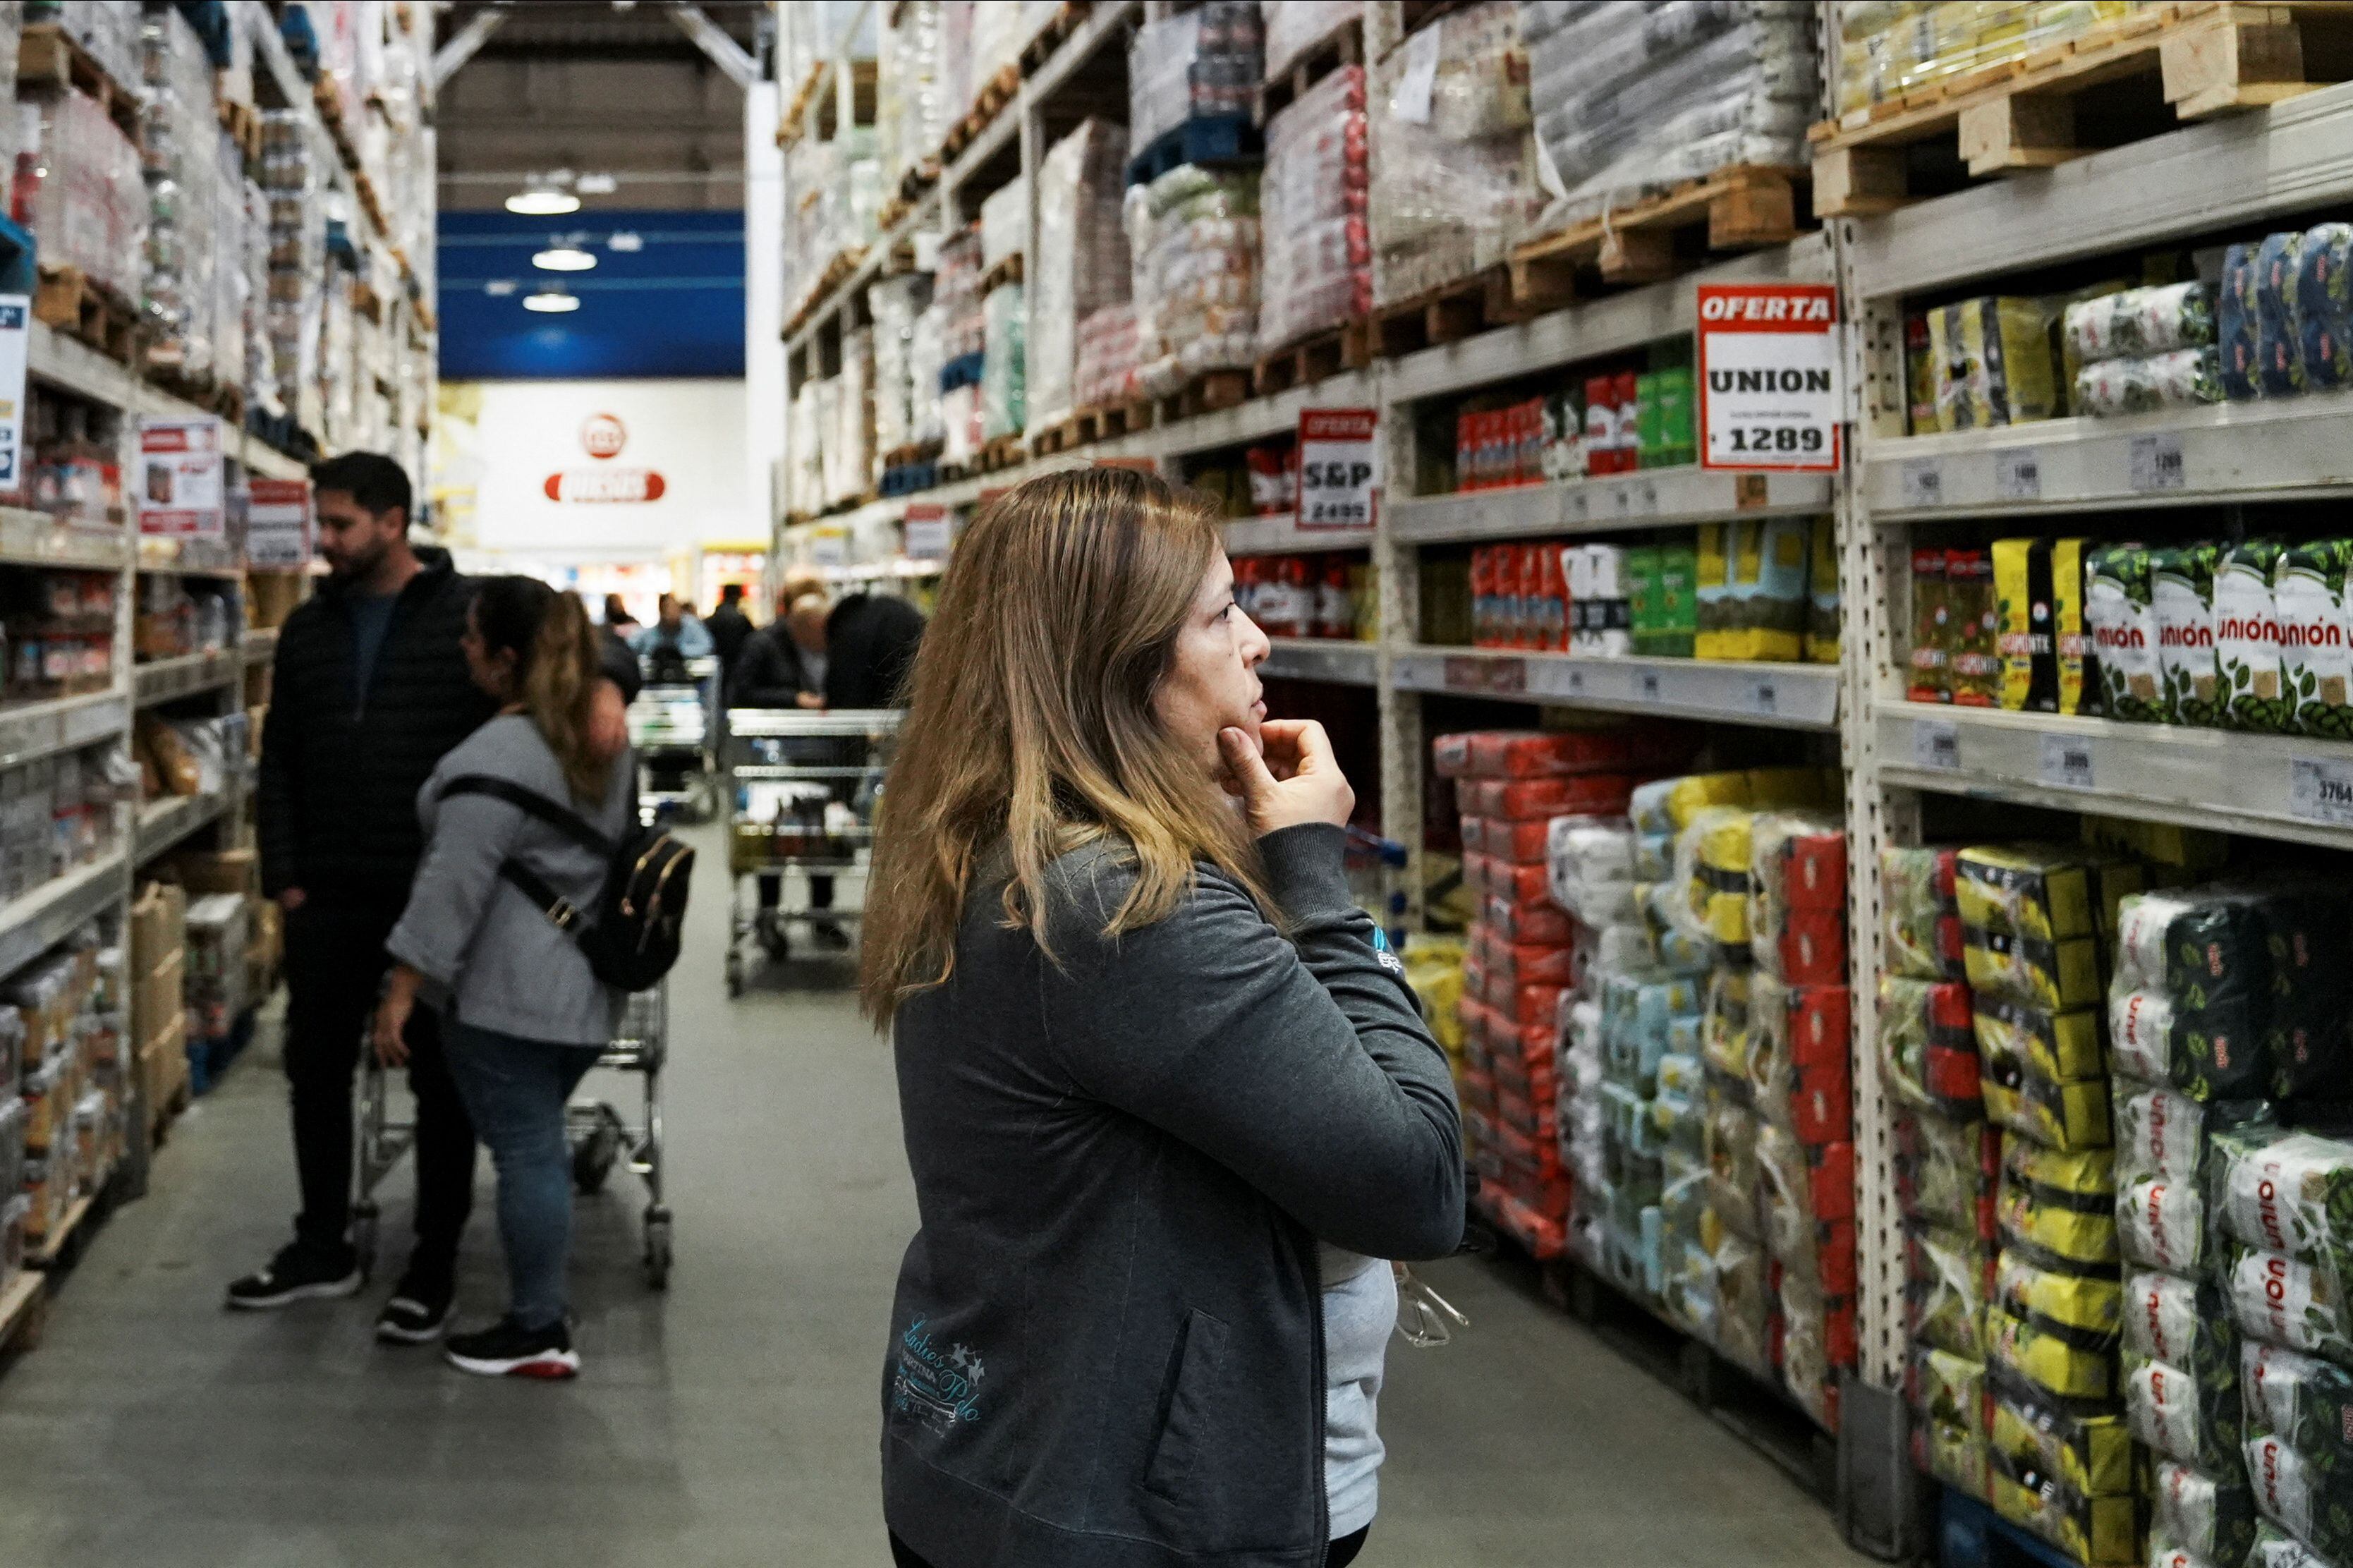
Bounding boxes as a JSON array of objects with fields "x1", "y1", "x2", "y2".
[
  {"x1": 438, "y1": 774, "x2": 614, "y2": 933},
  {"x1": 439, "y1": 773, "x2": 614, "y2": 856}
]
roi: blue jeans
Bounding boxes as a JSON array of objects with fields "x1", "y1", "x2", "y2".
[{"x1": 442, "y1": 1023, "x2": 602, "y2": 1330}]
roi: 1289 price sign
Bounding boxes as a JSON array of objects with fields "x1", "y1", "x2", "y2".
[
  {"x1": 1697, "y1": 283, "x2": 1842, "y2": 475},
  {"x1": 1296, "y1": 408, "x2": 1379, "y2": 529}
]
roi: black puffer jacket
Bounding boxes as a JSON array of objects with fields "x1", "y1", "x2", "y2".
[
  {"x1": 259, "y1": 549, "x2": 496, "y2": 905},
  {"x1": 257, "y1": 553, "x2": 645, "y2": 905}
]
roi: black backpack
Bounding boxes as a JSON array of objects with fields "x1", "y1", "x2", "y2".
[{"x1": 439, "y1": 774, "x2": 695, "y2": 992}]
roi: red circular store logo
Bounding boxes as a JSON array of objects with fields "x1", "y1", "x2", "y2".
[{"x1": 580, "y1": 413, "x2": 626, "y2": 459}]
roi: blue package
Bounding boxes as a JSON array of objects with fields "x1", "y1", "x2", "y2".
[
  {"x1": 2258, "y1": 230, "x2": 2306, "y2": 397},
  {"x1": 2297, "y1": 224, "x2": 2353, "y2": 391},
  {"x1": 2220, "y1": 241, "x2": 2262, "y2": 401}
]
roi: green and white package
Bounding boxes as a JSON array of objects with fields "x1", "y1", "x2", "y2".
[
  {"x1": 2085, "y1": 544, "x2": 2161, "y2": 721},
  {"x1": 2244, "y1": 1340, "x2": 2353, "y2": 1465},
  {"x1": 2244, "y1": 1428, "x2": 2353, "y2": 1561},
  {"x1": 2153, "y1": 1457, "x2": 2260, "y2": 1567},
  {"x1": 2115, "y1": 1078, "x2": 2274, "y2": 1189},
  {"x1": 2219, "y1": 1129, "x2": 2353, "y2": 1266},
  {"x1": 2275, "y1": 540, "x2": 2353, "y2": 739},
  {"x1": 2109, "y1": 890, "x2": 2278, "y2": 1103},
  {"x1": 2127, "y1": 1349, "x2": 2242, "y2": 1474},
  {"x1": 2120, "y1": 1174, "x2": 2208, "y2": 1275},
  {"x1": 2152, "y1": 544, "x2": 2222, "y2": 727},
  {"x1": 2246, "y1": 1520, "x2": 2336, "y2": 1568},
  {"x1": 2217, "y1": 540, "x2": 2292, "y2": 730},
  {"x1": 2229, "y1": 1248, "x2": 2353, "y2": 1366}
]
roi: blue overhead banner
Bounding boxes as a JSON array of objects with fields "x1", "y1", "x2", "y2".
[{"x1": 437, "y1": 209, "x2": 745, "y2": 380}]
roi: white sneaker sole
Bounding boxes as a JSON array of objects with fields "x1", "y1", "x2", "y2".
[
  {"x1": 375, "y1": 1310, "x2": 450, "y2": 1344},
  {"x1": 224, "y1": 1272, "x2": 365, "y2": 1310},
  {"x1": 444, "y1": 1347, "x2": 581, "y2": 1380}
]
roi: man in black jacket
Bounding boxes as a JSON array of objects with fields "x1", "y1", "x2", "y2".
[
  {"x1": 705, "y1": 582, "x2": 755, "y2": 678},
  {"x1": 231, "y1": 453, "x2": 636, "y2": 1342}
]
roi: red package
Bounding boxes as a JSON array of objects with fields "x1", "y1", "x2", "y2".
[
  {"x1": 1452, "y1": 731, "x2": 1576, "y2": 778},
  {"x1": 1583, "y1": 376, "x2": 1617, "y2": 477},
  {"x1": 1786, "y1": 830, "x2": 1848, "y2": 911},
  {"x1": 1493, "y1": 861, "x2": 1548, "y2": 904},
  {"x1": 1535, "y1": 540, "x2": 1565, "y2": 651},
  {"x1": 1495, "y1": 981, "x2": 1566, "y2": 1028},
  {"x1": 1807, "y1": 1141, "x2": 1856, "y2": 1223},
  {"x1": 1813, "y1": 1220, "x2": 1858, "y2": 1296},
  {"x1": 1484, "y1": 893, "x2": 1574, "y2": 946},
  {"x1": 1491, "y1": 939, "x2": 1577, "y2": 990},
  {"x1": 1504, "y1": 1018, "x2": 1557, "y2": 1071},
  {"x1": 1514, "y1": 545, "x2": 1542, "y2": 650},
  {"x1": 1485, "y1": 818, "x2": 1556, "y2": 865},
  {"x1": 1482, "y1": 1189, "x2": 1567, "y2": 1260},
  {"x1": 1460, "y1": 952, "x2": 1488, "y2": 999},
  {"x1": 1457, "y1": 816, "x2": 1488, "y2": 856},
  {"x1": 1490, "y1": 1047, "x2": 1557, "y2": 1102},
  {"x1": 1793, "y1": 1062, "x2": 1853, "y2": 1146},
  {"x1": 1431, "y1": 731, "x2": 1473, "y2": 777},
  {"x1": 1790, "y1": 986, "x2": 1850, "y2": 1069},
  {"x1": 1825, "y1": 1299, "x2": 1859, "y2": 1369},
  {"x1": 1778, "y1": 908, "x2": 1849, "y2": 987},
  {"x1": 1492, "y1": 1087, "x2": 1553, "y2": 1140},
  {"x1": 1496, "y1": 774, "x2": 1630, "y2": 820}
]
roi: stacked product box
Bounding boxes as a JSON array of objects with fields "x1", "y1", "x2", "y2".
[
  {"x1": 870, "y1": 274, "x2": 935, "y2": 468},
  {"x1": 183, "y1": 892, "x2": 248, "y2": 1045},
  {"x1": 10, "y1": 928, "x2": 118, "y2": 1249},
  {"x1": 1365, "y1": 1, "x2": 1540, "y2": 308},
  {"x1": 1835, "y1": 1, "x2": 2137, "y2": 118},
  {"x1": 1257, "y1": 64, "x2": 1370, "y2": 356},
  {"x1": 17, "y1": 83, "x2": 148, "y2": 309},
  {"x1": 1265, "y1": 3, "x2": 1361, "y2": 83},
  {"x1": 140, "y1": 7, "x2": 221, "y2": 384},
  {"x1": 129, "y1": 880, "x2": 187, "y2": 1141},
  {"x1": 1522, "y1": 0, "x2": 1816, "y2": 231},
  {"x1": 261, "y1": 108, "x2": 324, "y2": 438},
  {"x1": 1027, "y1": 120, "x2": 1131, "y2": 437},
  {"x1": 1127, "y1": 3, "x2": 1263, "y2": 154},
  {"x1": 1125, "y1": 164, "x2": 1260, "y2": 396},
  {"x1": 877, "y1": 1, "x2": 949, "y2": 195},
  {"x1": 1433, "y1": 727, "x2": 1646, "y2": 1260}
]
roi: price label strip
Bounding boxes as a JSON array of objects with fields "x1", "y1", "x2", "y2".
[
  {"x1": 1913, "y1": 718, "x2": 1960, "y2": 771},
  {"x1": 1899, "y1": 460, "x2": 1943, "y2": 509},
  {"x1": 2038, "y1": 731, "x2": 2097, "y2": 791},
  {"x1": 1697, "y1": 283, "x2": 1843, "y2": 475},
  {"x1": 2291, "y1": 757, "x2": 2353, "y2": 827},
  {"x1": 1994, "y1": 448, "x2": 2041, "y2": 503},
  {"x1": 2128, "y1": 432, "x2": 2186, "y2": 494}
]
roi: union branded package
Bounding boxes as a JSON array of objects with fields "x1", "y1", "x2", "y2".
[
  {"x1": 2275, "y1": 539, "x2": 2353, "y2": 738},
  {"x1": 2151, "y1": 543, "x2": 2222, "y2": 727},
  {"x1": 2084, "y1": 544, "x2": 2162, "y2": 721},
  {"x1": 2216, "y1": 540, "x2": 2292, "y2": 731}
]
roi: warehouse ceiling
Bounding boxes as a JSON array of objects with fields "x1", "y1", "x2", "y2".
[{"x1": 434, "y1": 1, "x2": 768, "y2": 212}]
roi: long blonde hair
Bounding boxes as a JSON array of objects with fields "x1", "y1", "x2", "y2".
[
  {"x1": 473, "y1": 575, "x2": 608, "y2": 802},
  {"x1": 858, "y1": 467, "x2": 1275, "y2": 1023}
]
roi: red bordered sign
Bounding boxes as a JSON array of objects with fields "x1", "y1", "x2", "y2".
[
  {"x1": 1296, "y1": 409, "x2": 1378, "y2": 529},
  {"x1": 1696, "y1": 283, "x2": 1842, "y2": 474}
]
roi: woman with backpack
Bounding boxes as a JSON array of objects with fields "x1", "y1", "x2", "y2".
[{"x1": 373, "y1": 576, "x2": 638, "y2": 1379}]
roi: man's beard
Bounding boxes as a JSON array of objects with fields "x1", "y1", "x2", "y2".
[{"x1": 328, "y1": 538, "x2": 389, "y2": 582}]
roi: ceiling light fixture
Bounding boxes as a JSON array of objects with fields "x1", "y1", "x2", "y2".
[
  {"x1": 533, "y1": 245, "x2": 597, "y2": 272},
  {"x1": 606, "y1": 231, "x2": 643, "y2": 253},
  {"x1": 484, "y1": 279, "x2": 518, "y2": 296},
  {"x1": 576, "y1": 172, "x2": 619, "y2": 195},
  {"x1": 505, "y1": 173, "x2": 580, "y2": 216},
  {"x1": 523, "y1": 285, "x2": 581, "y2": 313}
]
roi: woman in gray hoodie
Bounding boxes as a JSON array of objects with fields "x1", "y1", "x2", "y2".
[
  {"x1": 372, "y1": 577, "x2": 635, "y2": 1380},
  {"x1": 861, "y1": 468, "x2": 1464, "y2": 1568}
]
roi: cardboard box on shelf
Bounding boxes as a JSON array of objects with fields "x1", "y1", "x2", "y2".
[
  {"x1": 135, "y1": 947, "x2": 185, "y2": 1043},
  {"x1": 168, "y1": 849, "x2": 259, "y2": 901},
  {"x1": 140, "y1": 1012, "x2": 188, "y2": 1141},
  {"x1": 130, "y1": 881, "x2": 188, "y2": 973}
]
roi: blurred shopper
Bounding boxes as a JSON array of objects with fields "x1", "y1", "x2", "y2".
[
  {"x1": 628, "y1": 592, "x2": 714, "y2": 675},
  {"x1": 705, "y1": 583, "x2": 756, "y2": 677},
  {"x1": 373, "y1": 578, "x2": 634, "y2": 1380},
  {"x1": 861, "y1": 468, "x2": 1461, "y2": 1568}
]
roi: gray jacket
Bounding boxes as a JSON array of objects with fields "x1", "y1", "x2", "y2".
[
  {"x1": 882, "y1": 822, "x2": 1463, "y2": 1568},
  {"x1": 387, "y1": 714, "x2": 633, "y2": 1045}
]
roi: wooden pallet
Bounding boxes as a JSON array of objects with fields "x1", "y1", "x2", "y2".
[
  {"x1": 941, "y1": 63, "x2": 1019, "y2": 164},
  {"x1": 145, "y1": 365, "x2": 247, "y2": 427},
  {"x1": 1509, "y1": 164, "x2": 1806, "y2": 300},
  {"x1": 16, "y1": 23, "x2": 142, "y2": 147},
  {"x1": 217, "y1": 98, "x2": 263, "y2": 167},
  {"x1": 33, "y1": 265, "x2": 139, "y2": 365},
  {"x1": 979, "y1": 253, "x2": 1024, "y2": 296},
  {"x1": 1366, "y1": 266, "x2": 1542, "y2": 360},
  {"x1": 1253, "y1": 320, "x2": 1374, "y2": 397},
  {"x1": 777, "y1": 59, "x2": 826, "y2": 147},
  {"x1": 0, "y1": 1270, "x2": 46, "y2": 1361},
  {"x1": 975, "y1": 434, "x2": 1027, "y2": 474},
  {"x1": 881, "y1": 440, "x2": 944, "y2": 471},
  {"x1": 29, "y1": 1186, "x2": 102, "y2": 1271},
  {"x1": 1028, "y1": 400, "x2": 1156, "y2": 456},
  {"x1": 1019, "y1": 1, "x2": 1088, "y2": 75},
  {"x1": 783, "y1": 245, "x2": 870, "y2": 337},
  {"x1": 1258, "y1": 14, "x2": 1364, "y2": 126},
  {"x1": 1812, "y1": 1, "x2": 2353, "y2": 217},
  {"x1": 1143, "y1": 370, "x2": 1251, "y2": 425}
]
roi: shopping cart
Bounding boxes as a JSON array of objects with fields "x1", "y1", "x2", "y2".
[
  {"x1": 720, "y1": 707, "x2": 902, "y2": 997},
  {"x1": 352, "y1": 980, "x2": 674, "y2": 1291},
  {"x1": 630, "y1": 653, "x2": 719, "y2": 824}
]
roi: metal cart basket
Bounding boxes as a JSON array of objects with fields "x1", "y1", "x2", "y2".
[
  {"x1": 721, "y1": 707, "x2": 903, "y2": 997},
  {"x1": 353, "y1": 980, "x2": 674, "y2": 1289},
  {"x1": 630, "y1": 653, "x2": 719, "y2": 824}
]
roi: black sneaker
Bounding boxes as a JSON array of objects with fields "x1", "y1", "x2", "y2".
[
  {"x1": 375, "y1": 1274, "x2": 455, "y2": 1344},
  {"x1": 445, "y1": 1316, "x2": 580, "y2": 1380},
  {"x1": 810, "y1": 918, "x2": 852, "y2": 952},
  {"x1": 225, "y1": 1239, "x2": 363, "y2": 1310}
]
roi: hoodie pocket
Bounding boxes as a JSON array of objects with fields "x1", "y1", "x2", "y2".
[{"x1": 1141, "y1": 1308, "x2": 1232, "y2": 1516}]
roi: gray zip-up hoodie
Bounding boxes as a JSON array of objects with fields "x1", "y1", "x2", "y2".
[
  {"x1": 882, "y1": 822, "x2": 1463, "y2": 1568},
  {"x1": 387, "y1": 714, "x2": 633, "y2": 1045}
]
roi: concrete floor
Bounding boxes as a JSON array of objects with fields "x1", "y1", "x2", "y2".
[{"x1": 0, "y1": 839, "x2": 1874, "y2": 1567}]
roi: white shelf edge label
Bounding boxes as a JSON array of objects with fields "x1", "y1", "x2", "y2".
[
  {"x1": 1993, "y1": 448, "x2": 2041, "y2": 503},
  {"x1": 1696, "y1": 283, "x2": 1842, "y2": 474},
  {"x1": 2290, "y1": 757, "x2": 2353, "y2": 827},
  {"x1": 1750, "y1": 676, "x2": 1780, "y2": 717},
  {"x1": 2038, "y1": 731, "x2": 2097, "y2": 791},
  {"x1": 1913, "y1": 718, "x2": 1960, "y2": 771},
  {"x1": 1899, "y1": 458, "x2": 1944, "y2": 509},
  {"x1": 2128, "y1": 431, "x2": 2186, "y2": 493}
]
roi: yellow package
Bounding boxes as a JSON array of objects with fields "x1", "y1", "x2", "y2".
[
  {"x1": 1988, "y1": 1307, "x2": 2117, "y2": 1401},
  {"x1": 1806, "y1": 516, "x2": 1840, "y2": 665},
  {"x1": 1695, "y1": 523, "x2": 1732, "y2": 660},
  {"x1": 1696, "y1": 813, "x2": 1753, "y2": 947},
  {"x1": 1988, "y1": 1394, "x2": 2134, "y2": 1498},
  {"x1": 1998, "y1": 1143, "x2": 2118, "y2": 1270},
  {"x1": 1974, "y1": 996, "x2": 2103, "y2": 1083},
  {"x1": 1994, "y1": 1251, "x2": 2122, "y2": 1342},
  {"x1": 1404, "y1": 935, "x2": 1467, "y2": 1056},
  {"x1": 1962, "y1": 925, "x2": 2103, "y2": 1011},
  {"x1": 1935, "y1": 298, "x2": 2060, "y2": 430},
  {"x1": 1989, "y1": 1466, "x2": 2140, "y2": 1565},
  {"x1": 1746, "y1": 767, "x2": 1833, "y2": 811},
  {"x1": 1955, "y1": 845, "x2": 2099, "y2": 942},
  {"x1": 1660, "y1": 770, "x2": 1751, "y2": 832}
]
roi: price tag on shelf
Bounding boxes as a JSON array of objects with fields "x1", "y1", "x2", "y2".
[
  {"x1": 1913, "y1": 718, "x2": 1960, "y2": 772},
  {"x1": 1696, "y1": 283, "x2": 1842, "y2": 473},
  {"x1": 1442, "y1": 655, "x2": 1523, "y2": 696},
  {"x1": 1994, "y1": 448, "x2": 2042, "y2": 503},
  {"x1": 1561, "y1": 487, "x2": 1591, "y2": 524},
  {"x1": 1749, "y1": 677, "x2": 1780, "y2": 717},
  {"x1": 2290, "y1": 758, "x2": 2353, "y2": 827},
  {"x1": 1638, "y1": 669, "x2": 1662, "y2": 703},
  {"x1": 245, "y1": 478, "x2": 313, "y2": 569},
  {"x1": 2129, "y1": 432, "x2": 2186, "y2": 493},
  {"x1": 1297, "y1": 408, "x2": 1379, "y2": 529},
  {"x1": 2038, "y1": 731, "x2": 2097, "y2": 791},
  {"x1": 902, "y1": 503, "x2": 952, "y2": 559},
  {"x1": 1899, "y1": 459, "x2": 1944, "y2": 509}
]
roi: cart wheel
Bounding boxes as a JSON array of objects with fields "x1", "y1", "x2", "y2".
[
  {"x1": 644, "y1": 1206, "x2": 673, "y2": 1291},
  {"x1": 352, "y1": 1203, "x2": 380, "y2": 1284},
  {"x1": 725, "y1": 949, "x2": 743, "y2": 997},
  {"x1": 572, "y1": 1122, "x2": 621, "y2": 1194}
]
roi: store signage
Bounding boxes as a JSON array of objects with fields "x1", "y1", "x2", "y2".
[
  {"x1": 245, "y1": 478, "x2": 313, "y2": 569},
  {"x1": 1696, "y1": 283, "x2": 1842, "y2": 473},
  {"x1": 903, "y1": 503, "x2": 951, "y2": 560},
  {"x1": 1297, "y1": 408, "x2": 1378, "y2": 529},
  {"x1": 137, "y1": 417, "x2": 227, "y2": 537},
  {"x1": 581, "y1": 412, "x2": 626, "y2": 458},
  {"x1": 0, "y1": 296, "x2": 27, "y2": 490},
  {"x1": 542, "y1": 468, "x2": 667, "y2": 503}
]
